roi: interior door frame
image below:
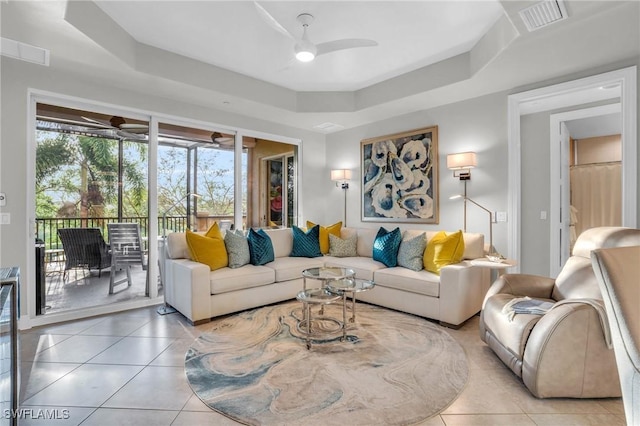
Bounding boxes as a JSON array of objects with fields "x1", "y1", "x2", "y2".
[
  {"x1": 507, "y1": 66, "x2": 637, "y2": 274},
  {"x1": 549, "y1": 103, "x2": 622, "y2": 277}
]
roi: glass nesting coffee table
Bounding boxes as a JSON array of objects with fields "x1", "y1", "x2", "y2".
[
  {"x1": 302, "y1": 267, "x2": 355, "y2": 291},
  {"x1": 326, "y1": 278, "x2": 375, "y2": 323},
  {"x1": 296, "y1": 288, "x2": 346, "y2": 350},
  {"x1": 297, "y1": 268, "x2": 376, "y2": 349},
  {"x1": 302, "y1": 267, "x2": 355, "y2": 316}
]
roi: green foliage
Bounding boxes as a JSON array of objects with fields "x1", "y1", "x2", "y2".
[
  {"x1": 36, "y1": 132, "x2": 149, "y2": 219},
  {"x1": 36, "y1": 134, "x2": 74, "y2": 183}
]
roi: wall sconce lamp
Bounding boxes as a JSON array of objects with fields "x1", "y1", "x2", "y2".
[
  {"x1": 447, "y1": 152, "x2": 477, "y2": 180},
  {"x1": 450, "y1": 194, "x2": 498, "y2": 257},
  {"x1": 331, "y1": 169, "x2": 352, "y2": 226},
  {"x1": 331, "y1": 169, "x2": 351, "y2": 189},
  {"x1": 447, "y1": 152, "x2": 478, "y2": 231}
]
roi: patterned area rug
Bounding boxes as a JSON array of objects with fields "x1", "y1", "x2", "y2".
[{"x1": 185, "y1": 301, "x2": 468, "y2": 425}]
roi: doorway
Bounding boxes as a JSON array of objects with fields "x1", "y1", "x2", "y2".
[
  {"x1": 507, "y1": 66, "x2": 637, "y2": 275},
  {"x1": 550, "y1": 104, "x2": 622, "y2": 275},
  {"x1": 34, "y1": 103, "x2": 153, "y2": 315},
  {"x1": 261, "y1": 153, "x2": 296, "y2": 228},
  {"x1": 550, "y1": 102, "x2": 622, "y2": 276}
]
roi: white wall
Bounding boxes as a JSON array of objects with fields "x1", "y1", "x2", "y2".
[
  {"x1": 326, "y1": 91, "x2": 509, "y2": 252},
  {"x1": 0, "y1": 58, "x2": 327, "y2": 317}
]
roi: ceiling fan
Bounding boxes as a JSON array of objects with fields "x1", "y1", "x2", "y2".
[
  {"x1": 211, "y1": 132, "x2": 234, "y2": 145},
  {"x1": 81, "y1": 115, "x2": 149, "y2": 140},
  {"x1": 254, "y1": 2, "x2": 378, "y2": 63}
]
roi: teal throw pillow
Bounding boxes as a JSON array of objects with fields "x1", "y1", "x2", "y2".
[
  {"x1": 247, "y1": 228, "x2": 275, "y2": 265},
  {"x1": 397, "y1": 232, "x2": 426, "y2": 271},
  {"x1": 291, "y1": 225, "x2": 322, "y2": 258},
  {"x1": 224, "y1": 229, "x2": 250, "y2": 269},
  {"x1": 372, "y1": 227, "x2": 402, "y2": 267}
]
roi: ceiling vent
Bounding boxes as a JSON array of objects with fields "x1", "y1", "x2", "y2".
[
  {"x1": 1, "y1": 37, "x2": 50, "y2": 66},
  {"x1": 519, "y1": 0, "x2": 568, "y2": 32},
  {"x1": 313, "y1": 122, "x2": 344, "y2": 133}
]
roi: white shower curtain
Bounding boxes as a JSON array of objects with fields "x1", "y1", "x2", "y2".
[{"x1": 570, "y1": 162, "x2": 622, "y2": 237}]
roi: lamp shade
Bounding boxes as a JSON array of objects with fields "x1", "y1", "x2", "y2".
[
  {"x1": 331, "y1": 169, "x2": 352, "y2": 181},
  {"x1": 447, "y1": 152, "x2": 477, "y2": 170}
]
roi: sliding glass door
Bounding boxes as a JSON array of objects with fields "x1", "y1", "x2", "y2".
[{"x1": 35, "y1": 103, "x2": 152, "y2": 315}]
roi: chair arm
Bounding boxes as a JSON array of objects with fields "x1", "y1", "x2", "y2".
[
  {"x1": 164, "y1": 258, "x2": 211, "y2": 324},
  {"x1": 522, "y1": 302, "x2": 620, "y2": 398},
  {"x1": 484, "y1": 274, "x2": 556, "y2": 304},
  {"x1": 439, "y1": 261, "x2": 491, "y2": 326}
]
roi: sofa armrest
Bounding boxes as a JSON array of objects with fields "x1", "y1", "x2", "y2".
[
  {"x1": 485, "y1": 274, "x2": 556, "y2": 303},
  {"x1": 439, "y1": 261, "x2": 491, "y2": 326},
  {"x1": 522, "y1": 302, "x2": 620, "y2": 398},
  {"x1": 165, "y1": 258, "x2": 211, "y2": 324}
]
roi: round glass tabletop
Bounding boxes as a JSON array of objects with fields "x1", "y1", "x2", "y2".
[
  {"x1": 302, "y1": 267, "x2": 355, "y2": 280},
  {"x1": 327, "y1": 278, "x2": 375, "y2": 293}
]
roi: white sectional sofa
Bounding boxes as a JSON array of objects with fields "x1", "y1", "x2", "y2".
[{"x1": 164, "y1": 227, "x2": 490, "y2": 327}]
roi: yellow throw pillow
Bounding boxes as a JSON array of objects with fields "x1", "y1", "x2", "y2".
[
  {"x1": 424, "y1": 230, "x2": 465, "y2": 275},
  {"x1": 204, "y1": 222, "x2": 223, "y2": 239},
  {"x1": 186, "y1": 223, "x2": 228, "y2": 271},
  {"x1": 307, "y1": 221, "x2": 342, "y2": 254}
]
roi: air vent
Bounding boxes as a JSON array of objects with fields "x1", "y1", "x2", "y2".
[
  {"x1": 519, "y1": 0, "x2": 568, "y2": 32},
  {"x1": 313, "y1": 122, "x2": 344, "y2": 133},
  {"x1": 1, "y1": 37, "x2": 50, "y2": 66}
]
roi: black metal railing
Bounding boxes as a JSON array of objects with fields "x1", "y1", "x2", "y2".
[{"x1": 36, "y1": 216, "x2": 189, "y2": 250}]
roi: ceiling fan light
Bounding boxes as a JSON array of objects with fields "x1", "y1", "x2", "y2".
[
  {"x1": 295, "y1": 49, "x2": 315, "y2": 62},
  {"x1": 294, "y1": 33, "x2": 317, "y2": 62}
]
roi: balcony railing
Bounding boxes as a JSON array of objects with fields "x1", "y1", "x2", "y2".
[
  {"x1": 35, "y1": 214, "x2": 241, "y2": 250},
  {"x1": 36, "y1": 216, "x2": 188, "y2": 250}
]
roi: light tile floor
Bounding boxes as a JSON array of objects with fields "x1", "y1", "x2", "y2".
[{"x1": 19, "y1": 305, "x2": 625, "y2": 425}]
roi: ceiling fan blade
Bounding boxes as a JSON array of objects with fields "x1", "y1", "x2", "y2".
[
  {"x1": 316, "y1": 39, "x2": 378, "y2": 57},
  {"x1": 117, "y1": 129, "x2": 147, "y2": 141},
  {"x1": 80, "y1": 116, "x2": 114, "y2": 129},
  {"x1": 254, "y1": 1, "x2": 295, "y2": 40},
  {"x1": 119, "y1": 123, "x2": 149, "y2": 134}
]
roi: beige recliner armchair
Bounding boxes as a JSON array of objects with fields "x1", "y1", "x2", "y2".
[
  {"x1": 591, "y1": 245, "x2": 640, "y2": 425},
  {"x1": 479, "y1": 227, "x2": 640, "y2": 398}
]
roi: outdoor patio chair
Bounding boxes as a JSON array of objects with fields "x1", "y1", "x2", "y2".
[
  {"x1": 57, "y1": 227, "x2": 112, "y2": 283},
  {"x1": 107, "y1": 223, "x2": 147, "y2": 294}
]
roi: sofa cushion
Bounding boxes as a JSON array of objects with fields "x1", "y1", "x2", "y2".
[
  {"x1": 268, "y1": 256, "x2": 325, "y2": 282},
  {"x1": 373, "y1": 227, "x2": 402, "y2": 267},
  {"x1": 224, "y1": 229, "x2": 250, "y2": 269},
  {"x1": 323, "y1": 256, "x2": 386, "y2": 281},
  {"x1": 307, "y1": 221, "x2": 342, "y2": 254},
  {"x1": 166, "y1": 231, "x2": 191, "y2": 260},
  {"x1": 397, "y1": 232, "x2": 426, "y2": 271},
  {"x1": 374, "y1": 267, "x2": 440, "y2": 297},
  {"x1": 209, "y1": 264, "x2": 275, "y2": 294},
  {"x1": 461, "y1": 233, "x2": 484, "y2": 260},
  {"x1": 248, "y1": 228, "x2": 275, "y2": 265},
  {"x1": 185, "y1": 225, "x2": 228, "y2": 271},
  {"x1": 291, "y1": 225, "x2": 322, "y2": 258},
  {"x1": 424, "y1": 230, "x2": 465, "y2": 274},
  {"x1": 329, "y1": 233, "x2": 357, "y2": 257},
  {"x1": 263, "y1": 227, "x2": 293, "y2": 258},
  {"x1": 356, "y1": 228, "x2": 377, "y2": 257}
]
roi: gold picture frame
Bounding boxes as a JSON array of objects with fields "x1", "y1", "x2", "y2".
[{"x1": 361, "y1": 126, "x2": 439, "y2": 223}]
